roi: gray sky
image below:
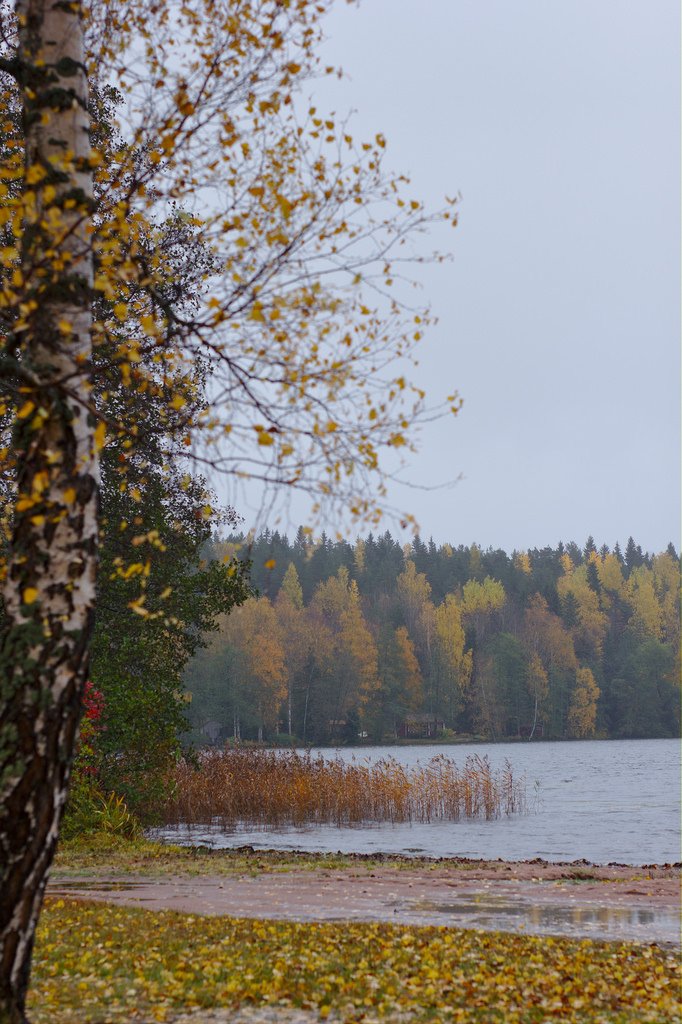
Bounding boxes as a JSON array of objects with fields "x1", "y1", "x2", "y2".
[{"x1": 240, "y1": 0, "x2": 681, "y2": 554}]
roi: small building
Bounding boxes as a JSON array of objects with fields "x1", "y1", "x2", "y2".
[
  {"x1": 200, "y1": 719, "x2": 223, "y2": 745},
  {"x1": 397, "y1": 714, "x2": 445, "y2": 739}
]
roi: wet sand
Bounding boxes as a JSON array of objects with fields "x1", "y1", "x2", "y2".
[{"x1": 49, "y1": 858, "x2": 681, "y2": 946}]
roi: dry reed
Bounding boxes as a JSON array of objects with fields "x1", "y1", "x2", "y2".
[{"x1": 163, "y1": 748, "x2": 526, "y2": 828}]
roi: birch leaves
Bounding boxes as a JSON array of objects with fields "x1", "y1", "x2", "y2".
[{"x1": 80, "y1": 0, "x2": 457, "y2": 527}]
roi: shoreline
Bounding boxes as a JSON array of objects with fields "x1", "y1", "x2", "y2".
[
  {"x1": 210, "y1": 734, "x2": 680, "y2": 750},
  {"x1": 55, "y1": 837, "x2": 682, "y2": 875},
  {"x1": 51, "y1": 844, "x2": 681, "y2": 946},
  {"x1": 156, "y1": 845, "x2": 682, "y2": 871}
]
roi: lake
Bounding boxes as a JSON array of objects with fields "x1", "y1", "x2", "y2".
[{"x1": 152, "y1": 738, "x2": 680, "y2": 865}]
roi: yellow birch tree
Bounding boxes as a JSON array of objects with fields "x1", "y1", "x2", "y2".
[
  {"x1": 225, "y1": 596, "x2": 286, "y2": 740},
  {"x1": 0, "y1": 1, "x2": 460, "y2": 1016},
  {"x1": 567, "y1": 666, "x2": 600, "y2": 738}
]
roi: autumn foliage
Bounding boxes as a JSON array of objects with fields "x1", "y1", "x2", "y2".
[
  {"x1": 32, "y1": 899, "x2": 681, "y2": 1024},
  {"x1": 76, "y1": 681, "x2": 105, "y2": 777},
  {"x1": 187, "y1": 533, "x2": 680, "y2": 744}
]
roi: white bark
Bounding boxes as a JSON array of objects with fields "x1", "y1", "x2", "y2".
[{"x1": 0, "y1": 3, "x2": 96, "y2": 1021}]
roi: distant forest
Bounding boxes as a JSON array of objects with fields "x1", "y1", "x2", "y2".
[{"x1": 185, "y1": 532, "x2": 680, "y2": 745}]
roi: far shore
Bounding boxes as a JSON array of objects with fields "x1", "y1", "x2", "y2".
[{"x1": 194, "y1": 734, "x2": 679, "y2": 751}]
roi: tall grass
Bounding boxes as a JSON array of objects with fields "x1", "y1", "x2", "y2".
[{"x1": 163, "y1": 749, "x2": 525, "y2": 828}]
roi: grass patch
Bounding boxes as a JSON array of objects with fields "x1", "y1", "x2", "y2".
[
  {"x1": 53, "y1": 834, "x2": 434, "y2": 877},
  {"x1": 30, "y1": 898, "x2": 680, "y2": 1023},
  {"x1": 164, "y1": 748, "x2": 525, "y2": 829}
]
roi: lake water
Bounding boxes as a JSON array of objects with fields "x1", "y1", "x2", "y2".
[{"x1": 152, "y1": 738, "x2": 681, "y2": 865}]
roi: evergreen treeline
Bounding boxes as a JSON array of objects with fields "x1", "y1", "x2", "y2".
[{"x1": 185, "y1": 531, "x2": 680, "y2": 745}]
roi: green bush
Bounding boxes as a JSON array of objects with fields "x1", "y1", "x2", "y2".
[
  {"x1": 62, "y1": 773, "x2": 140, "y2": 840},
  {"x1": 61, "y1": 773, "x2": 105, "y2": 839}
]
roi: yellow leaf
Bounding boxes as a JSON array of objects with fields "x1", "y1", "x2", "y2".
[
  {"x1": 94, "y1": 421, "x2": 107, "y2": 451},
  {"x1": 170, "y1": 395, "x2": 186, "y2": 410},
  {"x1": 17, "y1": 401, "x2": 35, "y2": 420},
  {"x1": 264, "y1": 559, "x2": 276, "y2": 569},
  {"x1": 113, "y1": 303, "x2": 127, "y2": 321},
  {"x1": 23, "y1": 587, "x2": 39, "y2": 605},
  {"x1": 63, "y1": 487, "x2": 77, "y2": 505},
  {"x1": 25, "y1": 165, "x2": 45, "y2": 184},
  {"x1": 276, "y1": 195, "x2": 293, "y2": 220}
]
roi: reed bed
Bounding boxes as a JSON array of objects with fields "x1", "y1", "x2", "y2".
[{"x1": 163, "y1": 748, "x2": 526, "y2": 828}]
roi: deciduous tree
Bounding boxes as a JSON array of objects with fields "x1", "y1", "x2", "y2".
[
  {"x1": 0, "y1": 4, "x2": 96, "y2": 1018},
  {"x1": 275, "y1": 562, "x2": 306, "y2": 736},
  {"x1": 557, "y1": 562, "x2": 608, "y2": 661},
  {"x1": 522, "y1": 593, "x2": 577, "y2": 734},
  {"x1": 432, "y1": 594, "x2": 471, "y2": 724},
  {"x1": 625, "y1": 566, "x2": 662, "y2": 641},
  {"x1": 368, "y1": 623, "x2": 422, "y2": 739},
  {"x1": 308, "y1": 567, "x2": 378, "y2": 740},
  {"x1": 0, "y1": 0, "x2": 459, "y2": 1017},
  {"x1": 224, "y1": 597, "x2": 286, "y2": 741},
  {"x1": 567, "y1": 666, "x2": 600, "y2": 738},
  {"x1": 396, "y1": 560, "x2": 432, "y2": 637}
]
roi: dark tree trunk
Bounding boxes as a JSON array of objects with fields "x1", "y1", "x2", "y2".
[{"x1": 0, "y1": 2, "x2": 95, "y2": 1021}]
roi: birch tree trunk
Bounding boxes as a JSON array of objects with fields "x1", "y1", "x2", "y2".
[{"x1": 0, "y1": 2, "x2": 95, "y2": 1021}]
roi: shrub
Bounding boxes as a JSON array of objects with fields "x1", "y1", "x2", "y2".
[{"x1": 62, "y1": 681, "x2": 141, "y2": 839}]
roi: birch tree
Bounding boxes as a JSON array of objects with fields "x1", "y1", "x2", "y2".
[
  {"x1": 0, "y1": 3, "x2": 95, "y2": 1020},
  {"x1": 567, "y1": 665, "x2": 600, "y2": 738},
  {"x1": 0, "y1": 1, "x2": 460, "y2": 1018}
]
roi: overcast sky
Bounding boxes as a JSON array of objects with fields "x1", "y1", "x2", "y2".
[{"x1": 238, "y1": 0, "x2": 680, "y2": 554}]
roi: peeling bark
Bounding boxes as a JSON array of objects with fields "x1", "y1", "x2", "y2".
[{"x1": 0, "y1": 2, "x2": 95, "y2": 1021}]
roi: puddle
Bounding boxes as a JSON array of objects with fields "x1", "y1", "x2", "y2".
[
  {"x1": 49, "y1": 877, "x2": 680, "y2": 946},
  {"x1": 55, "y1": 880, "x2": 149, "y2": 892},
  {"x1": 404, "y1": 896, "x2": 681, "y2": 945}
]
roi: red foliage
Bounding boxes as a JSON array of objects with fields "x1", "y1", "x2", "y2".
[
  {"x1": 77, "y1": 681, "x2": 105, "y2": 778},
  {"x1": 83, "y1": 680, "x2": 105, "y2": 725}
]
